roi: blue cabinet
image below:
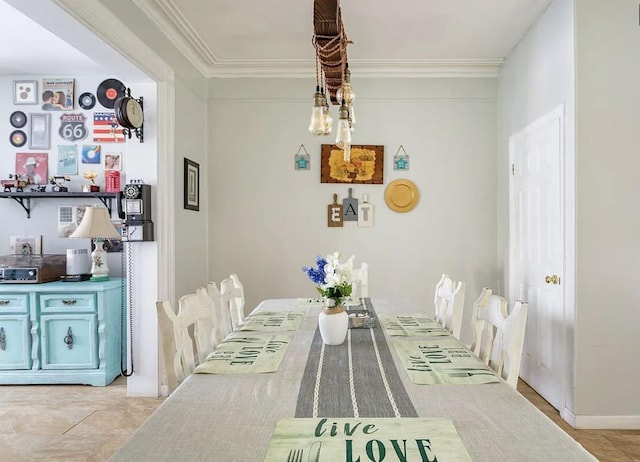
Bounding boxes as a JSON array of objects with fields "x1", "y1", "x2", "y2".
[{"x1": 0, "y1": 279, "x2": 123, "y2": 386}]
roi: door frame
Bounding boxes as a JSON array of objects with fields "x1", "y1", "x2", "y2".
[{"x1": 508, "y1": 104, "x2": 575, "y2": 421}]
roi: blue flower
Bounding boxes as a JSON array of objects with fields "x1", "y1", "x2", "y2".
[{"x1": 302, "y1": 252, "x2": 355, "y2": 307}]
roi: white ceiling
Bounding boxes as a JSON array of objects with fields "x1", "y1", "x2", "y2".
[
  {"x1": 0, "y1": 0, "x2": 100, "y2": 75},
  {"x1": 0, "y1": 0, "x2": 553, "y2": 78},
  {"x1": 133, "y1": 0, "x2": 554, "y2": 77}
]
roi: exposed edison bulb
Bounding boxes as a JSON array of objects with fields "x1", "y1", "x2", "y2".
[
  {"x1": 335, "y1": 101, "x2": 352, "y2": 149},
  {"x1": 348, "y1": 106, "x2": 355, "y2": 132},
  {"x1": 322, "y1": 105, "x2": 333, "y2": 135},
  {"x1": 320, "y1": 87, "x2": 332, "y2": 135},
  {"x1": 343, "y1": 143, "x2": 351, "y2": 162},
  {"x1": 336, "y1": 66, "x2": 356, "y2": 106},
  {"x1": 336, "y1": 84, "x2": 355, "y2": 107},
  {"x1": 308, "y1": 86, "x2": 325, "y2": 136}
]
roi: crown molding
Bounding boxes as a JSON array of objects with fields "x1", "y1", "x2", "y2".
[
  {"x1": 52, "y1": 0, "x2": 173, "y2": 83},
  {"x1": 133, "y1": 0, "x2": 215, "y2": 78},
  {"x1": 134, "y1": 0, "x2": 502, "y2": 79},
  {"x1": 205, "y1": 59, "x2": 502, "y2": 79}
]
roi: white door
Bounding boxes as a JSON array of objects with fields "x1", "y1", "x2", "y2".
[{"x1": 509, "y1": 106, "x2": 565, "y2": 411}]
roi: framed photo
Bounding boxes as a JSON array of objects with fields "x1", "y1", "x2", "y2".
[
  {"x1": 184, "y1": 157, "x2": 200, "y2": 211},
  {"x1": 28, "y1": 113, "x2": 51, "y2": 150},
  {"x1": 41, "y1": 78, "x2": 74, "y2": 110},
  {"x1": 9, "y1": 234, "x2": 42, "y2": 255},
  {"x1": 13, "y1": 80, "x2": 38, "y2": 105},
  {"x1": 103, "y1": 152, "x2": 122, "y2": 171},
  {"x1": 16, "y1": 153, "x2": 48, "y2": 186},
  {"x1": 57, "y1": 145, "x2": 78, "y2": 175},
  {"x1": 321, "y1": 144, "x2": 384, "y2": 184}
]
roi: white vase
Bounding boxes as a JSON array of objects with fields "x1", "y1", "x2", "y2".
[{"x1": 318, "y1": 301, "x2": 348, "y2": 345}]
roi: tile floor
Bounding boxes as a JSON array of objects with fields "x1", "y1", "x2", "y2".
[
  {"x1": 0, "y1": 377, "x2": 638, "y2": 461},
  {"x1": 0, "y1": 376, "x2": 162, "y2": 462}
]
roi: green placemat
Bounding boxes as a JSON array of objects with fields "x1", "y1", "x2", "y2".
[
  {"x1": 239, "y1": 310, "x2": 305, "y2": 331},
  {"x1": 392, "y1": 337, "x2": 502, "y2": 385},
  {"x1": 379, "y1": 314, "x2": 450, "y2": 336},
  {"x1": 194, "y1": 334, "x2": 292, "y2": 374},
  {"x1": 263, "y1": 417, "x2": 472, "y2": 461}
]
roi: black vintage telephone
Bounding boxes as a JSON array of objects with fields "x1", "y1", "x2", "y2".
[
  {"x1": 117, "y1": 181, "x2": 154, "y2": 242},
  {"x1": 117, "y1": 181, "x2": 155, "y2": 377}
]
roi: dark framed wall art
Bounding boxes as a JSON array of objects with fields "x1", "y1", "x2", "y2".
[
  {"x1": 320, "y1": 144, "x2": 384, "y2": 184},
  {"x1": 184, "y1": 157, "x2": 200, "y2": 211}
]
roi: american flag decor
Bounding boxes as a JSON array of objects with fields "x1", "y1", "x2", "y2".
[{"x1": 93, "y1": 112, "x2": 124, "y2": 143}]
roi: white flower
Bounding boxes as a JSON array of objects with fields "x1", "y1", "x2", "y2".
[{"x1": 303, "y1": 251, "x2": 356, "y2": 307}]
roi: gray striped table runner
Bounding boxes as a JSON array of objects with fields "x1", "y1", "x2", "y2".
[{"x1": 295, "y1": 299, "x2": 418, "y2": 418}]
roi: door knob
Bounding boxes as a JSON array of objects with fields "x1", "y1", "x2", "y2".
[{"x1": 545, "y1": 275, "x2": 560, "y2": 284}]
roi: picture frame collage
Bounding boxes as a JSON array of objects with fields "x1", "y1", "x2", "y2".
[{"x1": 6, "y1": 77, "x2": 127, "y2": 192}]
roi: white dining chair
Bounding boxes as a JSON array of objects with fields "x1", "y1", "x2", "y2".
[
  {"x1": 206, "y1": 281, "x2": 233, "y2": 344},
  {"x1": 433, "y1": 273, "x2": 466, "y2": 339},
  {"x1": 156, "y1": 300, "x2": 184, "y2": 395},
  {"x1": 221, "y1": 275, "x2": 246, "y2": 330},
  {"x1": 470, "y1": 288, "x2": 529, "y2": 388},
  {"x1": 156, "y1": 291, "x2": 215, "y2": 395},
  {"x1": 351, "y1": 262, "x2": 369, "y2": 300}
]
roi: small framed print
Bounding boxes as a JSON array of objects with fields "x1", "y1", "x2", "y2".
[
  {"x1": 13, "y1": 80, "x2": 38, "y2": 105},
  {"x1": 29, "y1": 113, "x2": 51, "y2": 150},
  {"x1": 184, "y1": 157, "x2": 200, "y2": 211},
  {"x1": 103, "y1": 152, "x2": 122, "y2": 171}
]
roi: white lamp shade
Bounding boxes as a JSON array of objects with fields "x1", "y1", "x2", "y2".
[{"x1": 70, "y1": 206, "x2": 121, "y2": 239}]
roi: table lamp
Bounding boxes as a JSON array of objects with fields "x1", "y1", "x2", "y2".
[{"x1": 69, "y1": 206, "x2": 121, "y2": 281}]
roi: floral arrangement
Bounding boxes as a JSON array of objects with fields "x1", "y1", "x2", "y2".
[{"x1": 302, "y1": 251, "x2": 354, "y2": 308}]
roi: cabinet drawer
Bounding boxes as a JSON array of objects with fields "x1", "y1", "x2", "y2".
[
  {"x1": 0, "y1": 294, "x2": 29, "y2": 313},
  {"x1": 41, "y1": 314, "x2": 98, "y2": 370},
  {"x1": 0, "y1": 315, "x2": 31, "y2": 370},
  {"x1": 39, "y1": 293, "x2": 96, "y2": 313}
]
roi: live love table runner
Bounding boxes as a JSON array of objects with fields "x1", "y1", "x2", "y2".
[
  {"x1": 264, "y1": 418, "x2": 472, "y2": 462},
  {"x1": 193, "y1": 333, "x2": 291, "y2": 374},
  {"x1": 393, "y1": 336, "x2": 502, "y2": 385},
  {"x1": 239, "y1": 310, "x2": 305, "y2": 331},
  {"x1": 296, "y1": 299, "x2": 418, "y2": 418},
  {"x1": 379, "y1": 314, "x2": 450, "y2": 337}
]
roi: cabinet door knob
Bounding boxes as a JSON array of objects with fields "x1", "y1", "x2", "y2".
[
  {"x1": 62, "y1": 300, "x2": 77, "y2": 305},
  {"x1": 0, "y1": 327, "x2": 5, "y2": 351},
  {"x1": 0, "y1": 300, "x2": 9, "y2": 306},
  {"x1": 63, "y1": 327, "x2": 74, "y2": 349}
]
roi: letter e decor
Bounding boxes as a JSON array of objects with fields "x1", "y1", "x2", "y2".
[{"x1": 327, "y1": 194, "x2": 343, "y2": 227}]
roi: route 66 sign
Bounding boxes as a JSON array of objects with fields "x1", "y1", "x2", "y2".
[{"x1": 59, "y1": 113, "x2": 88, "y2": 141}]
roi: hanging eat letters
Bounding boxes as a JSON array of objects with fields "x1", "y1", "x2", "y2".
[
  {"x1": 358, "y1": 194, "x2": 374, "y2": 227},
  {"x1": 327, "y1": 194, "x2": 343, "y2": 227},
  {"x1": 342, "y1": 187, "x2": 358, "y2": 221}
]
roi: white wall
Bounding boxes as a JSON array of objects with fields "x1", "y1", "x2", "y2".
[
  {"x1": 496, "y1": 0, "x2": 576, "y2": 414},
  {"x1": 574, "y1": 0, "x2": 640, "y2": 421},
  {"x1": 208, "y1": 77, "x2": 499, "y2": 344},
  {"x1": 94, "y1": 0, "x2": 210, "y2": 396},
  {"x1": 97, "y1": 0, "x2": 210, "y2": 302}
]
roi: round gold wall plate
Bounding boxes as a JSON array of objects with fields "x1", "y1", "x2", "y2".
[{"x1": 385, "y1": 179, "x2": 419, "y2": 213}]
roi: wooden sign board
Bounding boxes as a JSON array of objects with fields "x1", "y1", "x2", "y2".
[
  {"x1": 320, "y1": 144, "x2": 384, "y2": 184},
  {"x1": 327, "y1": 193, "x2": 343, "y2": 227},
  {"x1": 342, "y1": 187, "x2": 358, "y2": 221},
  {"x1": 358, "y1": 194, "x2": 374, "y2": 227}
]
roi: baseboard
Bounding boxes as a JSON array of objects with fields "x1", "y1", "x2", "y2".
[{"x1": 563, "y1": 408, "x2": 640, "y2": 429}]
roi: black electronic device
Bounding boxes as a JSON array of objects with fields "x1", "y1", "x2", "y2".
[{"x1": 118, "y1": 181, "x2": 154, "y2": 241}]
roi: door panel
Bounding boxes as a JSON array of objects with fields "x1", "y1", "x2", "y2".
[{"x1": 510, "y1": 106, "x2": 565, "y2": 411}]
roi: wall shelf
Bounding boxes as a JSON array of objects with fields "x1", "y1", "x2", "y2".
[{"x1": 0, "y1": 192, "x2": 118, "y2": 219}]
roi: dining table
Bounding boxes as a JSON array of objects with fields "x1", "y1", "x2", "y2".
[{"x1": 109, "y1": 298, "x2": 597, "y2": 461}]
